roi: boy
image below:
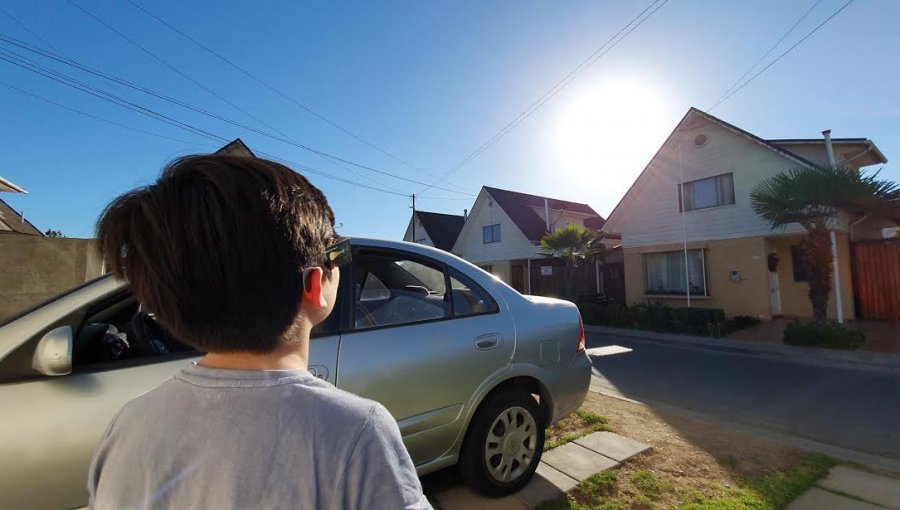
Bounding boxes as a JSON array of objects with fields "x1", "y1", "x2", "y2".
[{"x1": 89, "y1": 155, "x2": 430, "y2": 509}]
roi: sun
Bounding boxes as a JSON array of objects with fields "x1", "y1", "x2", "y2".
[{"x1": 553, "y1": 77, "x2": 672, "y2": 206}]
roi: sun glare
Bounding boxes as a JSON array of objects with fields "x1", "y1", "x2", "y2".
[{"x1": 553, "y1": 77, "x2": 672, "y2": 209}]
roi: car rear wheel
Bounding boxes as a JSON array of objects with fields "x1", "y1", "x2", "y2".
[{"x1": 459, "y1": 388, "x2": 545, "y2": 497}]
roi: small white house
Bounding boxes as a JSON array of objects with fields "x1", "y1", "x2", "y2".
[{"x1": 451, "y1": 186, "x2": 611, "y2": 295}]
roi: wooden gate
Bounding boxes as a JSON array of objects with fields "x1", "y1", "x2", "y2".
[{"x1": 851, "y1": 240, "x2": 900, "y2": 320}]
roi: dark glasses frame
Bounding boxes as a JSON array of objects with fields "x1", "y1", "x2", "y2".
[{"x1": 322, "y1": 238, "x2": 351, "y2": 270}]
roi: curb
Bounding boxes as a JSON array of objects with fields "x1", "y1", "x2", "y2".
[{"x1": 585, "y1": 325, "x2": 900, "y2": 373}]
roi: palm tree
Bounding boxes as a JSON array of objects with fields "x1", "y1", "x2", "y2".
[
  {"x1": 751, "y1": 165, "x2": 899, "y2": 324},
  {"x1": 539, "y1": 224, "x2": 607, "y2": 300}
]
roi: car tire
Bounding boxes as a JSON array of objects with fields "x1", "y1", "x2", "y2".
[{"x1": 458, "y1": 388, "x2": 546, "y2": 497}]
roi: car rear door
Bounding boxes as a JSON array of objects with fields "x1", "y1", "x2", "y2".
[{"x1": 335, "y1": 248, "x2": 515, "y2": 466}]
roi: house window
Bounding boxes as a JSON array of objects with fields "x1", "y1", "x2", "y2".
[
  {"x1": 478, "y1": 264, "x2": 493, "y2": 273},
  {"x1": 791, "y1": 246, "x2": 809, "y2": 282},
  {"x1": 483, "y1": 224, "x2": 501, "y2": 244},
  {"x1": 679, "y1": 173, "x2": 735, "y2": 211},
  {"x1": 643, "y1": 249, "x2": 709, "y2": 296}
]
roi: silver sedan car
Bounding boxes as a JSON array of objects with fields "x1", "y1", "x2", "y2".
[{"x1": 0, "y1": 238, "x2": 591, "y2": 509}]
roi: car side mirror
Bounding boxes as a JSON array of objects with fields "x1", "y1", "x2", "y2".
[{"x1": 32, "y1": 326, "x2": 73, "y2": 376}]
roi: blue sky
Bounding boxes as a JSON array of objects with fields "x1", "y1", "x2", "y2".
[{"x1": 1, "y1": 0, "x2": 897, "y2": 239}]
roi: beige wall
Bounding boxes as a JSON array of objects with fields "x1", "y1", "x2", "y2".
[
  {"x1": 0, "y1": 235, "x2": 105, "y2": 321},
  {"x1": 624, "y1": 236, "x2": 772, "y2": 318},
  {"x1": 624, "y1": 234, "x2": 856, "y2": 320},
  {"x1": 766, "y1": 233, "x2": 854, "y2": 320}
]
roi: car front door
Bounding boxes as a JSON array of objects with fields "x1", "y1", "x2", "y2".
[
  {"x1": 0, "y1": 285, "x2": 344, "y2": 510},
  {"x1": 335, "y1": 248, "x2": 515, "y2": 466}
]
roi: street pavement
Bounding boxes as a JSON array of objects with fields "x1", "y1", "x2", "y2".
[{"x1": 585, "y1": 331, "x2": 900, "y2": 460}]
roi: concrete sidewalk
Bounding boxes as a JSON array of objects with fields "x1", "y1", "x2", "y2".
[
  {"x1": 789, "y1": 465, "x2": 900, "y2": 509},
  {"x1": 587, "y1": 325, "x2": 900, "y2": 373},
  {"x1": 433, "y1": 431, "x2": 651, "y2": 509}
]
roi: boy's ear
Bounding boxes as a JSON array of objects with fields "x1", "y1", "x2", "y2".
[{"x1": 302, "y1": 267, "x2": 328, "y2": 309}]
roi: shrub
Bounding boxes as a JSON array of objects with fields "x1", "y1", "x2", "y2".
[
  {"x1": 577, "y1": 302, "x2": 633, "y2": 328},
  {"x1": 720, "y1": 315, "x2": 762, "y2": 336},
  {"x1": 577, "y1": 301, "x2": 758, "y2": 338},
  {"x1": 783, "y1": 321, "x2": 865, "y2": 350},
  {"x1": 630, "y1": 303, "x2": 725, "y2": 336}
]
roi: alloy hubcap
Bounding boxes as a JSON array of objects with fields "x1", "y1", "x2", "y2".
[{"x1": 484, "y1": 406, "x2": 537, "y2": 482}]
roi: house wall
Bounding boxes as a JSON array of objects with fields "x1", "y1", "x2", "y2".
[
  {"x1": 0, "y1": 235, "x2": 105, "y2": 321},
  {"x1": 623, "y1": 236, "x2": 772, "y2": 318},
  {"x1": 402, "y1": 215, "x2": 435, "y2": 247},
  {"x1": 526, "y1": 207, "x2": 594, "y2": 232},
  {"x1": 452, "y1": 189, "x2": 540, "y2": 266},
  {"x1": 766, "y1": 233, "x2": 854, "y2": 320},
  {"x1": 605, "y1": 114, "x2": 856, "y2": 249},
  {"x1": 769, "y1": 142, "x2": 873, "y2": 169}
]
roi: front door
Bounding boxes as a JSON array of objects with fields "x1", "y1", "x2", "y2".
[
  {"x1": 511, "y1": 263, "x2": 525, "y2": 293},
  {"x1": 768, "y1": 260, "x2": 782, "y2": 316},
  {"x1": 336, "y1": 248, "x2": 515, "y2": 466}
]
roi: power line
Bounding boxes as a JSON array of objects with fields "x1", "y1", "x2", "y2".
[
  {"x1": 0, "y1": 5, "x2": 58, "y2": 52},
  {"x1": 0, "y1": 35, "x2": 472, "y2": 195},
  {"x1": 0, "y1": 48, "x2": 227, "y2": 143},
  {"x1": 419, "y1": 0, "x2": 671, "y2": 193},
  {"x1": 0, "y1": 80, "x2": 215, "y2": 147},
  {"x1": 709, "y1": 0, "x2": 824, "y2": 111},
  {"x1": 0, "y1": 51, "x2": 425, "y2": 197},
  {"x1": 122, "y1": 0, "x2": 470, "y2": 192},
  {"x1": 710, "y1": 0, "x2": 856, "y2": 109},
  {"x1": 64, "y1": 0, "x2": 291, "y2": 140}
]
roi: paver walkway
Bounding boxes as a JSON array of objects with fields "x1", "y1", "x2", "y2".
[
  {"x1": 789, "y1": 465, "x2": 900, "y2": 510},
  {"x1": 433, "y1": 431, "x2": 650, "y2": 509}
]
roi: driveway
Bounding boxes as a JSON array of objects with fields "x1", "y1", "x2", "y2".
[{"x1": 586, "y1": 330, "x2": 900, "y2": 460}]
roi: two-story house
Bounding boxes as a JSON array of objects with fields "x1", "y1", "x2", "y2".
[
  {"x1": 602, "y1": 107, "x2": 888, "y2": 320},
  {"x1": 451, "y1": 186, "x2": 618, "y2": 297}
]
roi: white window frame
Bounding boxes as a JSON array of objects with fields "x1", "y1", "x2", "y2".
[
  {"x1": 643, "y1": 249, "x2": 709, "y2": 296},
  {"x1": 482, "y1": 224, "x2": 501, "y2": 244},
  {"x1": 679, "y1": 172, "x2": 735, "y2": 212}
]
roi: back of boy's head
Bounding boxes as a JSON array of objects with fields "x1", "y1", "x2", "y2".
[{"x1": 96, "y1": 155, "x2": 336, "y2": 353}]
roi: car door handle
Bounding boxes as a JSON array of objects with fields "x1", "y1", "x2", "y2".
[{"x1": 475, "y1": 335, "x2": 500, "y2": 350}]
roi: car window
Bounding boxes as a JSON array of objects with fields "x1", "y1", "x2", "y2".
[
  {"x1": 449, "y1": 267, "x2": 499, "y2": 316},
  {"x1": 360, "y1": 272, "x2": 390, "y2": 301},
  {"x1": 354, "y1": 251, "x2": 450, "y2": 329},
  {"x1": 72, "y1": 291, "x2": 197, "y2": 370}
]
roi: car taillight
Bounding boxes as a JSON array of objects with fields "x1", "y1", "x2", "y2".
[{"x1": 577, "y1": 316, "x2": 586, "y2": 352}]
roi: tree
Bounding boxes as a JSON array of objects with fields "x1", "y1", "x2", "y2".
[
  {"x1": 44, "y1": 229, "x2": 65, "y2": 238},
  {"x1": 751, "y1": 165, "x2": 899, "y2": 324},
  {"x1": 539, "y1": 224, "x2": 607, "y2": 300}
]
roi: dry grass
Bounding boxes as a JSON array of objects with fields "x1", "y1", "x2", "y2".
[
  {"x1": 537, "y1": 392, "x2": 836, "y2": 509},
  {"x1": 546, "y1": 409, "x2": 613, "y2": 450}
]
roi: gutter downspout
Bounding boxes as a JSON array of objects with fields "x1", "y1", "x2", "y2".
[
  {"x1": 823, "y1": 130, "x2": 843, "y2": 323},
  {"x1": 544, "y1": 198, "x2": 551, "y2": 232},
  {"x1": 678, "y1": 143, "x2": 691, "y2": 307}
]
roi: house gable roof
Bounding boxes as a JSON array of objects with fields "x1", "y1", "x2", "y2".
[
  {"x1": 603, "y1": 107, "x2": 821, "y2": 233},
  {"x1": 0, "y1": 176, "x2": 27, "y2": 194},
  {"x1": 483, "y1": 186, "x2": 602, "y2": 242},
  {"x1": 415, "y1": 211, "x2": 465, "y2": 251},
  {"x1": 215, "y1": 138, "x2": 256, "y2": 157},
  {"x1": 0, "y1": 198, "x2": 42, "y2": 235}
]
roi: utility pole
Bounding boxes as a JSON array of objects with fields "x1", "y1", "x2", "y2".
[{"x1": 411, "y1": 193, "x2": 416, "y2": 243}]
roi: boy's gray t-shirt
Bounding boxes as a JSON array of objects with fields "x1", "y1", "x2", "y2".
[{"x1": 88, "y1": 363, "x2": 431, "y2": 509}]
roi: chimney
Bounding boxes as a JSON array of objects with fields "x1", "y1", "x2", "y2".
[
  {"x1": 463, "y1": 208, "x2": 468, "y2": 220},
  {"x1": 822, "y1": 129, "x2": 836, "y2": 166}
]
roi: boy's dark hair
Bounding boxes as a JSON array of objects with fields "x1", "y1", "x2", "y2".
[{"x1": 96, "y1": 155, "x2": 336, "y2": 353}]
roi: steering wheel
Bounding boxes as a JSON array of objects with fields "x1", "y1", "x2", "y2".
[{"x1": 355, "y1": 303, "x2": 377, "y2": 328}]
